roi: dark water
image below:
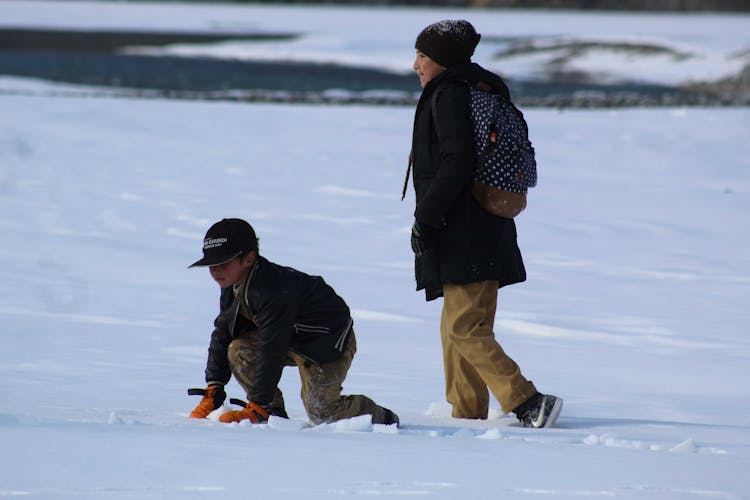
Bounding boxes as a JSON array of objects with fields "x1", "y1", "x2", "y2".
[{"x1": 0, "y1": 50, "x2": 421, "y2": 93}]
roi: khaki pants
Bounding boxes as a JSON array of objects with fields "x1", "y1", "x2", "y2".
[
  {"x1": 228, "y1": 329, "x2": 388, "y2": 425},
  {"x1": 441, "y1": 281, "x2": 537, "y2": 418},
  {"x1": 227, "y1": 330, "x2": 288, "y2": 413}
]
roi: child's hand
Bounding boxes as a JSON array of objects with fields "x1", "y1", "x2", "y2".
[{"x1": 187, "y1": 385, "x2": 226, "y2": 418}]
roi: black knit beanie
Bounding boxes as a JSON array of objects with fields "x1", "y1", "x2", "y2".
[{"x1": 415, "y1": 20, "x2": 481, "y2": 68}]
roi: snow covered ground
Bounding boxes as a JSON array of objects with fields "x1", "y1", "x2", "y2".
[
  {"x1": 1, "y1": 2, "x2": 750, "y2": 499},
  {"x1": 2, "y1": 90, "x2": 749, "y2": 499}
]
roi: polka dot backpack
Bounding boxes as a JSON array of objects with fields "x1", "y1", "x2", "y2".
[
  {"x1": 469, "y1": 83, "x2": 537, "y2": 218},
  {"x1": 431, "y1": 82, "x2": 537, "y2": 218}
]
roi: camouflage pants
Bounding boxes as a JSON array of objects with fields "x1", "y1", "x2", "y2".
[
  {"x1": 441, "y1": 281, "x2": 537, "y2": 418},
  {"x1": 227, "y1": 329, "x2": 388, "y2": 425}
]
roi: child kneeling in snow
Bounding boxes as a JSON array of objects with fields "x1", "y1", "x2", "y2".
[{"x1": 187, "y1": 218, "x2": 399, "y2": 427}]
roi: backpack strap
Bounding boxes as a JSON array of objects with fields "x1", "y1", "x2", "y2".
[{"x1": 476, "y1": 81, "x2": 492, "y2": 93}]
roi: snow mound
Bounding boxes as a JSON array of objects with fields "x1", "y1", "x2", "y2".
[
  {"x1": 477, "y1": 428, "x2": 503, "y2": 440},
  {"x1": 268, "y1": 415, "x2": 308, "y2": 431},
  {"x1": 425, "y1": 402, "x2": 452, "y2": 417},
  {"x1": 308, "y1": 414, "x2": 374, "y2": 433}
]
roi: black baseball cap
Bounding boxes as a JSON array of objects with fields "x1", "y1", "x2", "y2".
[{"x1": 188, "y1": 218, "x2": 258, "y2": 268}]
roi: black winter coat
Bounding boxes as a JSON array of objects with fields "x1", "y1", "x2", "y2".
[
  {"x1": 410, "y1": 63, "x2": 527, "y2": 301},
  {"x1": 204, "y1": 255, "x2": 353, "y2": 405}
]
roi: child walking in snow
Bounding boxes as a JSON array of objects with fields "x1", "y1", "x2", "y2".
[{"x1": 407, "y1": 20, "x2": 562, "y2": 427}]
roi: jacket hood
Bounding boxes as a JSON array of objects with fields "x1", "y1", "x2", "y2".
[{"x1": 426, "y1": 62, "x2": 511, "y2": 100}]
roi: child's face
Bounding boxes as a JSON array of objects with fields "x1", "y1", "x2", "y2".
[
  {"x1": 413, "y1": 50, "x2": 445, "y2": 88},
  {"x1": 209, "y1": 252, "x2": 255, "y2": 288}
]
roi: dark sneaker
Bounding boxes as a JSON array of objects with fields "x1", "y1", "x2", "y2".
[
  {"x1": 515, "y1": 394, "x2": 563, "y2": 428},
  {"x1": 382, "y1": 408, "x2": 400, "y2": 427},
  {"x1": 268, "y1": 407, "x2": 289, "y2": 419}
]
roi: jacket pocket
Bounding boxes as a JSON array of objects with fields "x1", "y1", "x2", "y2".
[{"x1": 293, "y1": 323, "x2": 330, "y2": 335}]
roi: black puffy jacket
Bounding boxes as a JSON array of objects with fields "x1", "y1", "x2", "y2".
[
  {"x1": 204, "y1": 255, "x2": 352, "y2": 405},
  {"x1": 410, "y1": 62, "x2": 527, "y2": 301}
]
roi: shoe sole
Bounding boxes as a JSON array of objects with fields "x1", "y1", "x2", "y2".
[{"x1": 540, "y1": 398, "x2": 563, "y2": 428}]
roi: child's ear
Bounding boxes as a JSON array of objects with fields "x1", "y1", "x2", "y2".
[{"x1": 244, "y1": 250, "x2": 257, "y2": 265}]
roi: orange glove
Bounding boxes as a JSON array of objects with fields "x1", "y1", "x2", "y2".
[
  {"x1": 187, "y1": 385, "x2": 226, "y2": 419},
  {"x1": 218, "y1": 399, "x2": 270, "y2": 424}
]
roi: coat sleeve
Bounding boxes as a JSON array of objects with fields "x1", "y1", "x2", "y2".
[
  {"x1": 249, "y1": 283, "x2": 298, "y2": 405},
  {"x1": 204, "y1": 290, "x2": 235, "y2": 386},
  {"x1": 415, "y1": 84, "x2": 476, "y2": 229}
]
